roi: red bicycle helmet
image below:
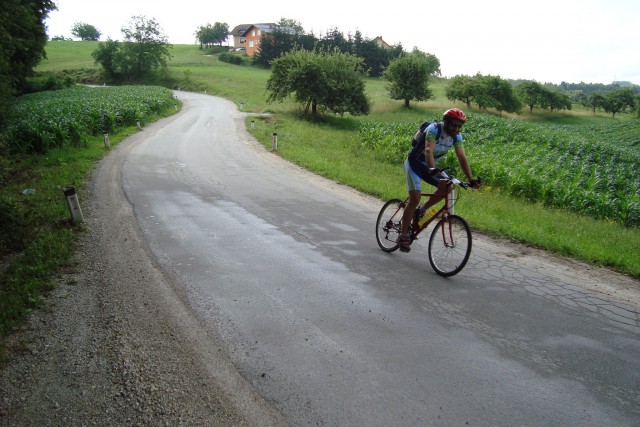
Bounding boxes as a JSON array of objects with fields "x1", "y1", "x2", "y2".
[{"x1": 443, "y1": 108, "x2": 467, "y2": 123}]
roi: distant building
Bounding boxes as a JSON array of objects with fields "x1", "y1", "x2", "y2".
[
  {"x1": 229, "y1": 24, "x2": 253, "y2": 49},
  {"x1": 229, "y1": 23, "x2": 277, "y2": 56},
  {"x1": 373, "y1": 36, "x2": 392, "y2": 50}
]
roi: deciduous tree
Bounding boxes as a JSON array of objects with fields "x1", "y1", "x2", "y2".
[
  {"x1": 120, "y1": 16, "x2": 171, "y2": 78},
  {"x1": 266, "y1": 48, "x2": 370, "y2": 116},
  {"x1": 446, "y1": 75, "x2": 477, "y2": 109},
  {"x1": 516, "y1": 81, "x2": 545, "y2": 112},
  {"x1": 71, "y1": 22, "x2": 101, "y2": 41},
  {"x1": 588, "y1": 93, "x2": 606, "y2": 114},
  {"x1": 91, "y1": 39, "x2": 121, "y2": 77},
  {"x1": 194, "y1": 22, "x2": 228, "y2": 48},
  {"x1": 485, "y1": 75, "x2": 522, "y2": 114},
  {"x1": 383, "y1": 49, "x2": 438, "y2": 108},
  {"x1": 603, "y1": 88, "x2": 635, "y2": 117},
  {"x1": 92, "y1": 15, "x2": 171, "y2": 80}
]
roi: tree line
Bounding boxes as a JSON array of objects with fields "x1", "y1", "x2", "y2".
[
  {"x1": 241, "y1": 18, "x2": 405, "y2": 79},
  {"x1": 446, "y1": 74, "x2": 638, "y2": 117},
  {"x1": 207, "y1": 18, "x2": 639, "y2": 118},
  {"x1": 2, "y1": 5, "x2": 639, "y2": 135}
]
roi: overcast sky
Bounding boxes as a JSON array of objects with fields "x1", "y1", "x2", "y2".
[{"x1": 45, "y1": 0, "x2": 640, "y2": 85}]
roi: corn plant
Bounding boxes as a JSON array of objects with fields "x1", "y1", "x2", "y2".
[
  {"x1": 3, "y1": 85, "x2": 175, "y2": 154},
  {"x1": 358, "y1": 114, "x2": 640, "y2": 227}
]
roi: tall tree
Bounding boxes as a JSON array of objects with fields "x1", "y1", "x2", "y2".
[
  {"x1": 194, "y1": 23, "x2": 225, "y2": 48},
  {"x1": 195, "y1": 24, "x2": 211, "y2": 48},
  {"x1": 0, "y1": 0, "x2": 56, "y2": 128},
  {"x1": 211, "y1": 22, "x2": 229, "y2": 45},
  {"x1": 316, "y1": 27, "x2": 350, "y2": 52},
  {"x1": 120, "y1": 16, "x2": 171, "y2": 78},
  {"x1": 275, "y1": 17, "x2": 304, "y2": 35},
  {"x1": 91, "y1": 39, "x2": 121, "y2": 77},
  {"x1": 93, "y1": 15, "x2": 171, "y2": 80},
  {"x1": 383, "y1": 49, "x2": 438, "y2": 107},
  {"x1": 71, "y1": 22, "x2": 101, "y2": 41},
  {"x1": 588, "y1": 93, "x2": 607, "y2": 114},
  {"x1": 352, "y1": 30, "x2": 401, "y2": 77},
  {"x1": 446, "y1": 75, "x2": 477, "y2": 109},
  {"x1": 540, "y1": 90, "x2": 571, "y2": 112},
  {"x1": 266, "y1": 48, "x2": 370, "y2": 116},
  {"x1": 603, "y1": 88, "x2": 635, "y2": 117},
  {"x1": 516, "y1": 81, "x2": 545, "y2": 112},
  {"x1": 482, "y1": 75, "x2": 522, "y2": 114}
]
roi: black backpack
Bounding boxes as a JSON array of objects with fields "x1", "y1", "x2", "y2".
[
  {"x1": 408, "y1": 121, "x2": 442, "y2": 179},
  {"x1": 411, "y1": 120, "x2": 441, "y2": 149}
]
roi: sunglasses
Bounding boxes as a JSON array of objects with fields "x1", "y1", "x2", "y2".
[{"x1": 449, "y1": 122, "x2": 463, "y2": 129}]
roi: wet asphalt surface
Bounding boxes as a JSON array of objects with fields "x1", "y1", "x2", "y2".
[{"x1": 121, "y1": 91, "x2": 640, "y2": 426}]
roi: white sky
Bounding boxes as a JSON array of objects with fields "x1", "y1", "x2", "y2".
[{"x1": 45, "y1": 0, "x2": 640, "y2": 85}]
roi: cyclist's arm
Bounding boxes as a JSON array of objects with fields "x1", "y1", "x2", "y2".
[
  {"x1": 424, "y1": 137, "x2": 437, "y2": 170},
  {"x1": 454, "y1": 146, "x2": 475, "y2": 183}
]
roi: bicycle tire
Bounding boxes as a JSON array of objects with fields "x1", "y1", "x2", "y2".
[
  {"x1": 375, "y1": 198, "x2": 404, "y2": 252},
  {"x1": 428, "y1": 214, "x2": 472, "y2": 277}
]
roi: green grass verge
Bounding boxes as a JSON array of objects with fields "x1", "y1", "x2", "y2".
[
  {"x1": 248, "y1": 112, "x2": 640, "y2": 277},
  {"x1": 0, "y1": 102, "x2": 178, "y2": 342}
]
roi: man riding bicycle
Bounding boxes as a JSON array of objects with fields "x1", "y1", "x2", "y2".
[{"x1": 398, "y1": 108, "x2": 481, "y2": 252}]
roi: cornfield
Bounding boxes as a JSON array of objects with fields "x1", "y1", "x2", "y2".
[
  {"x1": 3, "y1": 85, "x2": 176, "y2": 154},
  {"x1": 358, "y1": 115, "x2": 640, "y2": 227}
]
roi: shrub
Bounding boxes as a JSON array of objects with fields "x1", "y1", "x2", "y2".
[{"x1": 218, "y1": 52, "x2": 244, "y2": 65}]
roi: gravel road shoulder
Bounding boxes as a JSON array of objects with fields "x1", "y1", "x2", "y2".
[{"x1": 0, "y1": 116, "x2": 286, "y2": 426}]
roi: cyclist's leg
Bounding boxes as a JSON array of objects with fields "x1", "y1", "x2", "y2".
[
  {"x1": 399, "y1": 160, "x2": 421, "y2": 252},
  {"x1": 401, "y1": 159, "x2": 422, "y2": 235},
  {"x1": 421, "y1": 176, "x2": 449, "y2": 211}
]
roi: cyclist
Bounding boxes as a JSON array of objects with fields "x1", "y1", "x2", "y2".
[{"x1": 398, "y1": 108, "x2": 480, "y2": 252}]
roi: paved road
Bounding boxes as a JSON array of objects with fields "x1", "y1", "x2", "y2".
[{"x1": 122, "y1": 91, "x2": 640, "y2": 426}]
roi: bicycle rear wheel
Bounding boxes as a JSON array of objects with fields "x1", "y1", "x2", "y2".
[
  {"x1": 375, "y1": 198, "x2": 404, "y2": 252},
  {"x1": 428, "y1": 214, "x2": 472, "y2": 277}
]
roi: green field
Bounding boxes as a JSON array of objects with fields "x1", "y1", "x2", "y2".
[{"x1": 36, "y1": 42, "x2": 640, "y2": 274}]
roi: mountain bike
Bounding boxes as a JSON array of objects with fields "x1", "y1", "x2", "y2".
[{"x1": 375, "y1": 169, "x2": 476, "y2": 277}]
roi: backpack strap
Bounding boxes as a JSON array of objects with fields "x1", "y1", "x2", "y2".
[
  {"x1": 408, "y1": 121, "x2": 442, "y2": 180},
  {"x1": 433, "y1": 122, "x2": 442, "y2": 141}
]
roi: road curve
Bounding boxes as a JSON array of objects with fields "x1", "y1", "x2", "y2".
[{"x1": 121, "y1": 91, "x2": 640, "y2": 426}]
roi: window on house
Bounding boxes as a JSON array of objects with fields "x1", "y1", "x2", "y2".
[{"x1": 240, "y1": 37, "x2": 245, "y2": 43}]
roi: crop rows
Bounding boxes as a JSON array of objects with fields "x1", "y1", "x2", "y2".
[
  {"x1": 3, "y1": 86, "x2": 175, "y2": 154},
  {"x1": 358, "y1": 115, "x2": 640, "y2": 227}
]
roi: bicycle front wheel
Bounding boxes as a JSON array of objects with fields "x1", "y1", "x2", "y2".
[
  {"x1": 375, "y1": 198, "x2": 404, "y2": 252},
  {"x1": 428, "y1": 214, "x2": 472, "y2": 277}
]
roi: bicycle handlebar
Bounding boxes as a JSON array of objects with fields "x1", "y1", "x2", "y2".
[{"x1": 428, "y1": 167, "x2": 481, "y2": 189}]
